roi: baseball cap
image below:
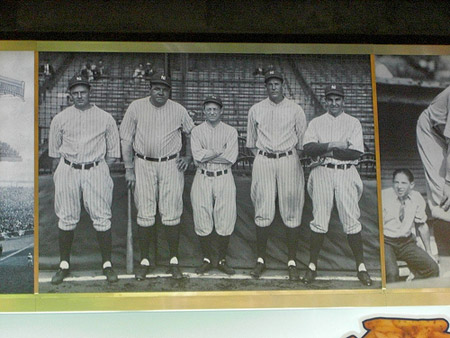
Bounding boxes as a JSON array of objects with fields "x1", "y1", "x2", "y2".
[
  {"x1": 324, "y1": 84, "x2": 344, "y2": 97},
  {"x1": 68, "y1": 75, "x2": 90, "y2": 90},
  {"x1": 150, "y1": 74, "x2": 172, "y2": 88},
  {"x1": 203, "y1": 95, "x2": 223, "y2": 107},
  {"x1": 264, "y1": 70, "x2": 284, "y2": 83}
]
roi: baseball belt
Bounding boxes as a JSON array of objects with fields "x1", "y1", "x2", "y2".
[
  {"x1": 64, "y1": 158, "x2": 100, "y2": 170},
  {"x1": 136, "y1": 153, "x2": 178, "y2": 162},
  {"x1": 200, "y1": 169, "x2": 228, "y2": 177},
  {"x1": 257, "y1": 150, "x2": 293, "y2": 159},
  {"x1": 323, "y1": 163, "x2": 353, "y2": 170}
]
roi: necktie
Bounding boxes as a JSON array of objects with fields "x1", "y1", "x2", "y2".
[{"x1": 399, "y1": 199, "x2": 405, "y2": 222}]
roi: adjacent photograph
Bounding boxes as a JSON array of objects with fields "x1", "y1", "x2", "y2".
[
  {"x1": 0, "y1": 51, "x2": 35, "y2": 294},
  {"x1": 376, "y1": 55, "x2": 450, "y2": 288},
  {"x1": 38, "y1": 52, "x2": 380, "y2": 293}
]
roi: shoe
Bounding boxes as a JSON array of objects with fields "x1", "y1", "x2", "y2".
[
  {"x1": 103, "y1": 267, "x2": 119, "y2": 283},
  {"x1": 250, "y1": 262, "x2": 266, "y2": 278},
  {"x1": 218, "y1": 259, "x2": 235, "y2": 275},
  {"x1": 195, "y1": 260, "x2": 213, "y2": 274},
  {"x1": 302, "y1": 268, "x2": 317, "y2": 285},
  {"x1": 288, "y1": 265, "x2": 300, "y2": 281},
  {"x1": 168, "y1": 264, "x2": 183, "y2": 279},
  {"x1": 357, "y1": 270, "x2": 372, "y2": 286},
  {"x1": 51, "y1": 268, "x2": 70, "y2": 285},
  {"x1": 135, "y1": 264, "x2": 151, "y2": 280}
]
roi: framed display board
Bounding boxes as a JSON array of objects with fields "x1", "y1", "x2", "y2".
[{"x1": 0, "y1": 41, "x2": 449, "y2": 312}]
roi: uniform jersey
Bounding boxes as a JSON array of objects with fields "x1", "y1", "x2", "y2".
[
  {"x1": 119, "y1": 97, "x2": 195, "y2": 157},
  {"x1": 303, "y1": 111, "x2": 364, "y2": 165},
  {"x1": 49, "y1": 104, "x2": 120, "y2": 162},
  {"x1": 246, "y1": 97, "x2": 306, "y2": 153}
]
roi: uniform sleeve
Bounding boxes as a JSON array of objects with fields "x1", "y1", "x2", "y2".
[
  {"x1": 119, "y1": 102, "x2": 137, "y2": 143},
  {"x1": 348, "y1": 118, "x2": 365, "y2": 153},
  {"x1": 246, "y1": 106, "x2": 257, "y2": 148},
  {"x1": 221, "y1": 127, "x2": 239, "y2": 164},
  {"x1": 181, "y1": 108, "x2": 195, "y2": 135},
  {"x1": 294, "y1": 106, "x2": 307, "y2": 150},
  {"x1": 190, "y1": 127, "x2": 208, "y2": 162},
  {"x1": 414, "y1": 192, "x2": 428, "y2": 224},
  {"x1": 48, "y1": 115, "x2": 63, "y2": 158},
  {"x1": 106, "y1": 115, "x2": 121, "y2": 158},
  {"x1": 303, "y1": 120, "x2": 319, "y2": 145},
  {"x1": 442, "y1": 88, "x2": 450, "y2": 139}
]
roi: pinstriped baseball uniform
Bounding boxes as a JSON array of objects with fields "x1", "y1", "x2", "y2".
[
  {"x1": 304, "y1": 111, "x2": 364, "y2": 234},
  {"x1": 417, "y1": 86, "x2": 450, "y2": 221},
  {"x1": 119, "y1": 97, "x2": 195, "y2": 226},
  {"x1": 246, "y1": 97, "x2": 307, "y2": 228},
  {"x1": 190, "y1": 121, "x2": 238, "y2": 236},
  {"x1": 48, "y1": 104, "x2": 120, "y2": 231}
]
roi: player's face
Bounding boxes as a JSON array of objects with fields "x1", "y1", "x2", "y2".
[
  {"x1": 204, "y1": 102, "x2": 223, "y2": 125},
  {"x1": 69, "y1": 84, "x2": 91, "y2": 110},
  {"x1": 393, "y1": 172, "x2": 415, "y2": 198},
  {"x1": 150, "y1": 84, "x2": 170, "y2": 107},
  {"x1": 265, "y1": 78, "x2": 284, "y2": 103},
  {"x1": 325, "y1": 94, "x2": 344, "y2": 116}
]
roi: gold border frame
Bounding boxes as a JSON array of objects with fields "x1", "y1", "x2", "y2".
[{"x1": 0, "y1": 41, "x2": 449, "y2": 312}]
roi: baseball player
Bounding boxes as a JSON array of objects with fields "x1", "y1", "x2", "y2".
[
  {"x1": 191, "y1": 95, "x2": 238, "y2": 275},
  {"x1": 120, "y1": 73, "x2": 194, "y2": 280},
  {"x1": 27, "y1": 252, "x2": 33, "y2": 267},
  {"x1": 49, "y1": 75, "x2": 121, "y2": 285},
  {"x1": 382, "y1": 169, "x2": 439, "y2": 283},
  {"x1": 302, "y1": 84, "x2": 372, "y2": 286},
  {"x1": 417, "y1": 86, "x2": 450, "y2": 224},
  {"x1": 246, "y1": 70, "x2": 306, "y2": 281}
]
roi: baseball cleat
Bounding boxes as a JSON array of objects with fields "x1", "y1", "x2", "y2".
[
  {"x1": 288, "y1": 265, "x2": 300, "y2": 281},
  {"x1": 250, "y1": 262, "x2": 266, "y2": 278},
  {"x1": 195, "y1": 260, "x2": 213, "y2": 275},
  {"x1": 357, "y1": 270, "x2": 372, "y2": 286},
  {"x1": 302, "y1": 268, "x2": 317, "y2": 285},
  {"x1": 103, "y1": 267, "x2": 119, "y2": 283},
  {"x1": 51, "y1": 268, "x2": 70, "y2": 285},
  {"x1": 135, "y1": 264, "x2": 151, "y2": 280},
  {"x1": 217, "y1": 259, "x2": 235, "y2": 275},
  {"x1": 168, "y1": 264, "x2": 183, "y2": 279}
]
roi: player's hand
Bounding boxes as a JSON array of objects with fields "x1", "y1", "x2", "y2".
[
  {"x1": 125, "y1": 168, "x2": 136, "y2": 190},
  {"x1": 177, "y1": 156, "x2": 192, "y2": 172},
  {"x1": 440, "y1": 181, "x2": 450, "y2": 211}
]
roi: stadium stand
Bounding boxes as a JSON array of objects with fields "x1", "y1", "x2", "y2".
[
  {"x1": 39, "y1": 53, "x2": 375, "y2": 177},
  {"x1": 0, "y1": 186, "x2": 34, "y2": 238}
]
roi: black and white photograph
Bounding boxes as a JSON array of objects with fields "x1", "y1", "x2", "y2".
[
  {"x1": 38, "y1": 52, "x2": 380, "y2": 293},
  {"x1": 376, "y1": 55, "x2": 450, "y2": 288},
  {"x1": 0, "y1": 51, "x2": 35, "y2": 294}
]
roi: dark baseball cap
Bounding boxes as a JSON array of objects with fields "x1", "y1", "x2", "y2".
[
  {"x1": 264, "y1": 70, "x2": 284, "y2": 83},
  {"x1": 203, "y1": 95, "x2": 223, "y2": 107},
  {"x1": 324, "y1": 84, "x2": 344, "y2": 97},
  {"x1": 150, "y1": 74, "x2": 172, "y2": 88},
  {"x1": 68, "y1": 75, "x2": 90, "y2": 90}
]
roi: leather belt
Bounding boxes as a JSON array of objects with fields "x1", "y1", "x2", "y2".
[
  {"x1": 200, "y1": 169, "x2": 228, "y2": 177},
  {"x1": 64, "y1": 158, "x2": 100, "y2": 170},
  {"x1": 136, "y1": 153, "x2": 177, "y2": 162},
  {"x1": 258, "y1": 150, "x2": 293, "y2": 159},
  {"x1": 324, "y1": 163, "x2": 353, "y2": 170}
]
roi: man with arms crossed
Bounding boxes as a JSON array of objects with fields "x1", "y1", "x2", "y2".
[
  {"x1": 302, "y1": 84, "x2": 372, "y2": 286},
  {"x1": 382, "y1": 168, "x2": 439, "y2": 283},
  {"x1": 49, "y1": 75, "x2": 120, "y2": 285},
  {"x1": 246, "y1": 70, "x2": 307, "y2": 281},
  {"x1": 120, "y1": 74, "x2": 194, "y2": 280},
  {"x1": 191, "y1": 95, "x2": 238, "y2": 275}
]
